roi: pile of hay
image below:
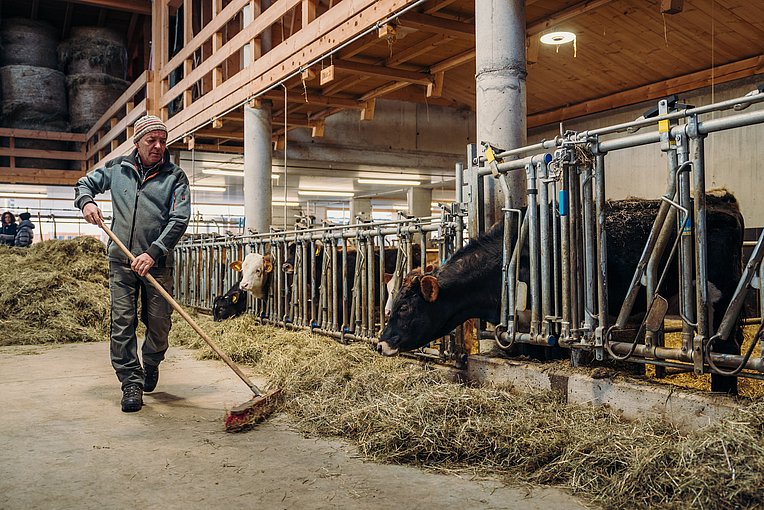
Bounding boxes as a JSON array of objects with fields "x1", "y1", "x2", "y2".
[
  {"x1": 0, "y1": 237, "x2": 110, "y2": 345},
  {"x1": 170, "y1": 314, "x2": 764, "y2": 510}
]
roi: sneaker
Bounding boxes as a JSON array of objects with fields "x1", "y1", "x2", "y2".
[
  {"x1": 121, "y1": 384, "x2": 143, "y2": 412},
  {"x1": 144, "y1": 364, "x2": 159, "y2": 393}
]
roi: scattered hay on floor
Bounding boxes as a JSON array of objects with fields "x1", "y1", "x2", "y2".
[
  {"x1": 0, "y1": 237, "x2": 110, "y2": 345},
  {"x1": 170, "y1": 314, "x2": 764, "y2": 510}
]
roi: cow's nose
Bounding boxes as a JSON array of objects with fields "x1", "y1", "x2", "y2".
[{"x1": 376, "y1": 343, "x2": 383, "y2": 354}]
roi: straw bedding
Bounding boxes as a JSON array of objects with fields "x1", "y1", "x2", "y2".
[{"x1": 170, "y1": 314, "x2": 764, "y2": 510}]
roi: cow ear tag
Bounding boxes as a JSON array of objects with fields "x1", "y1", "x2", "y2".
[
  {"x1": 231, "y1": 293, "x2": 238, "y2": 304},
  {"x1": 230, "y1": 260, "x2": 242, "y2": 272},
  {"x1": 263, "y1": 257, "x2": 273, "y2": 273},
  {"x1": 645, "y1": 295, "x2": 668, "y2": 333},
  {"x1": 420, "y1": 275, "x2": 439, "y2": 303}
]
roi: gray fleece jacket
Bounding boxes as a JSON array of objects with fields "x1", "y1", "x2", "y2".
[{"x1": 74, "y1": 149, "x2": 191, "y2": 267}]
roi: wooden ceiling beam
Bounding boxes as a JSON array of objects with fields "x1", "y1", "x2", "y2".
[
  {"x1": 397, "y1": 12, "x2": 474, "y2": 42},
  {"x1": 528, "y1": 54, "x2": 764, "y2": 129},
  {"x1": 63, "y1": 0, "x2": 151, "y2": 15},
  {"x1": 422, "y1": 0, "x2": 460, "y2": 15},
  {"x1": 261, "y1": 90, "x2": 365, "y2": 109},
  {"x1": 386, "y1": 33, "x2": 449, "y2": 67},
  {"x1": 323, "y1": 60, "x2": 433, "y2": 86},
  {"x1": 430, "y1": 48, "x2": 475, "y2": 74}
]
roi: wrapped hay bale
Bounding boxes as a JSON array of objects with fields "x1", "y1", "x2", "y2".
[
  {"x1": 0, "y1": 237, "x2": 110, "y2": 345},
  {"x1": 0, "y1": 65, "x2": 71, "y2": 169},
  {"x1": 0, "y1": 18, "x2": 58, "y2": 69},
  {"x1": 59, "y1": 26, "x2": 127, "y2": 78},
  {"x1": 0, "y1": 65, "x2": 68, "y2": 127},
  {"x1": 67, "y1": 73, "x2": 129, "y2": 133}
]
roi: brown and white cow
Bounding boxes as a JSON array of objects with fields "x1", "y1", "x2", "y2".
[{"x1": 233, "y1": 252, "x2": 273, "y2": 299}]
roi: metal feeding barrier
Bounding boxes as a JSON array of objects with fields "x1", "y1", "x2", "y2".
[
  {"x1": 469, "y1": 84, "x2": 764, "y2": 381},
  {"x1": 174, "y1": 210, "x2": 466, "y2": 361},
  {"x1": 174, "y1": 85, "x2": 764, "y2": 384}
]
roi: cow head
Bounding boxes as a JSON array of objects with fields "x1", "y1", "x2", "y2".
[
  {"x1": 212, "y1": 285, "x2": 246, "y2": 321},
  {"x1": 236, "y1": 253, "x2": 273, "y2": 299},
  {"x1": 377, "y1": 269, "x2": 442, "y2": 356}
]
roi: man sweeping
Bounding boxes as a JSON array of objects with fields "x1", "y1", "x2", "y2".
[{"x1": 75, "y1": 115, "x2": 191, "y2": 412}]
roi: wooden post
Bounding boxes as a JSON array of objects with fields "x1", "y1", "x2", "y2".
[
  {"x1": 660, "y1": 0, "x2": 683, "y2": 14},
  {"x1": 302, "y1": 0, "x2": 316, "y2": 27},
  {"x1": 426, "y1": 72, "x2": 444, "y2": 98}
]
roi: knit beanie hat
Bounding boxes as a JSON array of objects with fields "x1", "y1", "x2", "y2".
[
  {"x1": 133, "y1": 115, "x2": 168, "y2": 143},
  {"x1": 19, "y1": 212, "x2": 31, "y2": 221}
]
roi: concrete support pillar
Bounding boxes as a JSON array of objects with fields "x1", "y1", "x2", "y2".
[
  {"x1": 408, "y1": 186, "x2": 432, "y2": 245},
  {"x1": 407, "y1": 187, "x2": 432, "y2": 219},
  {"x1": 351, "y1": 198, "x2": 372, "y2": 222},
  {"x1": 244, "y1": 101, "x2": 272, "y2": 234},
  {"x1": 475, "y1": 0, "x2": 527, "y2": 225}
]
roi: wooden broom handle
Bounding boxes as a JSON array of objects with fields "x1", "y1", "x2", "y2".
[{"x1": 100, "y1": 223, "x2": 262, "y2": 396}]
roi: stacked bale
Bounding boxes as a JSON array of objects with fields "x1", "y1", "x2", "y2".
[
  {"x1": 60, "y1": 27, "x2": 129, "y2": 133},
  {"x1": 0, "y1": 18, "x2": 70, "y2": 169},
  {"x1": 0, "y1": 18, "x2": 58, "y2": 68}
]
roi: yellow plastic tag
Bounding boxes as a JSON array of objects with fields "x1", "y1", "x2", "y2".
[
  {"x1": 658, "y1": 119, "x2": 670, "y2": 133},
  {"x1": 485, "y1": 145, "x2": 496, "y2": 163}
]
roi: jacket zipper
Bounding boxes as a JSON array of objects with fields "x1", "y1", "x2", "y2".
[{"x1": 127, "y1": 169, "x2": 146, "y2": 253}]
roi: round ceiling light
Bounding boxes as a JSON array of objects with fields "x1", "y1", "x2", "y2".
[{"x1": 540, "y1": 31, "x2": 576, "y2": 45}]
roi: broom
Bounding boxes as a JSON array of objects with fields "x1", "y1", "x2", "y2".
[{"x1": 101, "y1": 223, "x2": 281, "y2": 431}]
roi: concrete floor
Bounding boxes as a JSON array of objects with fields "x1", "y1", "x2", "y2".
[{"x1": 0, "y1": 343, "x2": 590, "y2": 510}]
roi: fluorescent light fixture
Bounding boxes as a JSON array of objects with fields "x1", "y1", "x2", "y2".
[
  {"x1": 0, "y1": 192, "x2": 48, "y2": 199},
  {"x1": 297, "y1": 190, "x2": 354, "y2": 197},
  {"x1": 540, "y1": 31, "x2": 576, "y2": 45},
  {"x1": 272, "y1": 201, "x2": 300, "y2": 207},
  {"x1": 190, "y1": 185, "x2": 226, "y2": 192},
  {"x1": 203, "y1": 168, "x2": 243, "y2": 177},
  {"x1": 357, "y1": 178, "x2": 421, "y2": 186}
]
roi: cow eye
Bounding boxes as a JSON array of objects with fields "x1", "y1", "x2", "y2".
[{"x1": 399, "y1": 304, "x2": 409, "y2": 313}]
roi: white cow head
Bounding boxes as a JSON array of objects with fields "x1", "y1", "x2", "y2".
[{"x1": 232, "y1": 253, "x2": 273, "y2": 299}]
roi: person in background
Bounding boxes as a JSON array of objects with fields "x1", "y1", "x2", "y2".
[
  {"x1": 0, "y1": 211, "x2": 17, "y2": 246},
  {"x1": 14, "y1": 212, "x2": 34, "y2": 247},
  {"x1": 75, "y1": 115, "x2": 191, "y2": 413}
]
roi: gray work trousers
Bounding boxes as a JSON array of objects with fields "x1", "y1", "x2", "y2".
[{"x1": 109, "y1": 262, "x2": 174, "y2": 389}]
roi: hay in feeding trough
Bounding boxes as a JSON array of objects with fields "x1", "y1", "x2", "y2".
[
  {"x1": 0, "y1": 18, "x2": 58, "y2": 69},
  {"x1": 0, "y1": 237, "x2": 110, "y2": 345},
  {"x1": 651, "y1": 326, "x2": 764, "y2": 398},
  {"x1": 169, "y1": 314, "x2": 764, "y2": 510},
  {"x1": 59, "y1": 27, "x2": 127, "y2": 78}
]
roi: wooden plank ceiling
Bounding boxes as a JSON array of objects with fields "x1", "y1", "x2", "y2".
[{"x1": 191, "y1": 0, "x2": 764, "y2": 150}]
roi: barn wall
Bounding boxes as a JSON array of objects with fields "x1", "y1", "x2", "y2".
[
  {"x1": 286, "y1": 99, "x2": 476, "y2": 170},
  {"x1": 529, "y1": 76, "x2": 764, "y2": 227}
]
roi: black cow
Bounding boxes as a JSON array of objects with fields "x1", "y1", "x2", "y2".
[
  {"x1": 379, "y1": 192, "x2": 744, "y2": 394},
  {"x1": 213, "y1": 280, "x2": 247, "y2": 321}
]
